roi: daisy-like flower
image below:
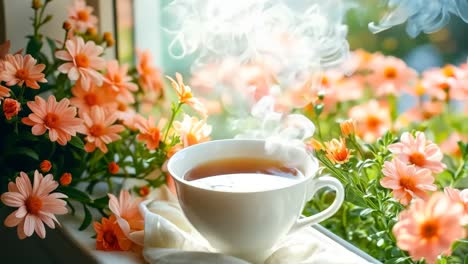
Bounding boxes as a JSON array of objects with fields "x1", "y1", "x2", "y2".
[
  {"x1": 134, "y1": 115, "x2": 165, "y2": 150},
  {"x1": 82, "y1": 106, "x2": 124, "y2": 153},
  {"x1": 440, "y1": 133, "x2": 467, "y2": 158},
  {"x1": 22, "y1": 96, "x2": 84, "y2": 145},
  {"x1": 67, "y1": 0, "x2": 98, "y2": 33},
  {"x1": 136, "y1": 49, "x2": 163, "y2": 94},
  {"x1": 388, "y1": 132, "x2": 446, "y2": 174},
  {"x1": 3, "y1": 98, "x2": 20, "y2": 120},
  {"x1": 422, "y1": 65, "x2": 466, "y2": 101},
  {"x1": 55, "y1": 37, "x2": 105, "y2": 91},
  {"x1": 108, "y1": 190, "x2": 144, "y2": 241},
  {"x1": 173, "y1": 114, "x2": 212, "y2": 147},
  {"x1": 0, "y1": 54, "x2": 47, "y2": 89},
  {"x1": 444, "y1": 187, "x2": 468, "y2": 225},
  {"x1": 348, "y1": 100, "x2": 391, "y2": 143},
  {"x1": 393, "y1": 193, "x2": 464, "y2": 264},
  {"x1": 381, "y1": 158, "x2": 437, "y2": 205},
  {"x1": 1, "y1": 171, "x2": 68, "y2": 239},
  {"x1": 70, "y1": 82, "x2": 117, "y2": 114},
  {"x1": 167, "y1": 73, "x2": 207, "y2": 118},
  {"x1": 324, "y1": 137, "x2": 352, "y2": 164},
  {"x1": 366, "y1": 55, "x2": 417, "y2": 96},
  {"x1": 103, "y1": 60, "x2": 138, "y2": 103},
  {"x1": 94, "y1": 215, "x2": 131, "y2": 251}
]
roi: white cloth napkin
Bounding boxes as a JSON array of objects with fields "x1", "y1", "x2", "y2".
[{"x1": 139, "y1": 186, "x2": 367, "y2": 264}]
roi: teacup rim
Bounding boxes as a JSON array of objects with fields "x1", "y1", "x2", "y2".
[{"x1": 167, "y1": 138, "x2": 316, "y2": 194}]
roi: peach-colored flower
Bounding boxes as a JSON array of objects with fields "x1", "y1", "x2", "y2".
[
  {"x1": 444, "y1": 187, "x2": 468, "y2": 225},
  {"x1": 381, "y1": 158, "x2": 437, "y2": 205},
  {"x1": 67, "y1": 0, "x2": 98, "y2": 33},
  {"x1": 440, "y1": 133, "x2": 467, "y2": 158},
  {"x1": 167, "y1": 73, "x2": 207, "y2": 118},
  {"x1": 3, "y1": 98, "x2": 20, "y2": 120},
  {"x1": 108, "y1": 190, "x2": 144, "y2": 241},
  {"x1": 366, "y1": 55, "x2": 417, "y2": 96},
  {"x1": 388, "y1": 132, "x2": 446, "y2": 174},
  {"x1": 0, "y1": 40, "x2": 11, "y2": 60},
  {"x1": 22, "y1": 96, "x2": 84, "y2": 145},
  {"x1": 55, "y1": 37, "x2": 105, "y2": 91},
  {"x1": 70, "y1": 82, "x2": 117, "y2": 114},
  {"x1": 134, "y1": 115, "x2": 164, "y2": 150},
  {"x1": 94, "y1": 215, "x2": 131, "y2": 251},
  {"x1": 0, "y1": 85, "x2": 10, "y2": 99},
  {"x1": 173, "y1": 114, "x2": 212, "y2": 147},
  {"x1": 0, "y1": 54, "x2": 46, "y2": 89},
  {"x1": 348, "y1": 100, "x2": 391, "y2": 143},
  {"x1": 394, "y1": 101, "x2": 444, "y2": 130},
  {"x1": 136, "y1": 49, "x2": 163, "y2": 94},
  {"x1": 103, "y1": 60, "x2": 138, "y2": 103},
  {"x1": 324, "y1": 137, "x2": 352, "y2": 164},
  {"x1": 422, "y1": 65, "x2": 467, "y2": 101},
  {"x1": 82, "y1": 106, "x2": 124, "y2": 153},
  {"x1": 1, "y1": 171, "x2": 68, "y2": 239},
  {"x1": 393, "y1": 193, "x2": 464, "y2": 263}
]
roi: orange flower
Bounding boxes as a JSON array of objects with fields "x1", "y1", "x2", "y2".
[
  {"x1": 340, "y1": 119, "x2": 356, "y2": 137},
  {"x1": 82, "y1": 106, "x2": 124, "y2": 153},
  {"x1": 305, "y1": 138, "x2": 323, "y2": 152},
  {"x1": 381, "y1": 158, "x2": 437, "y2": 205},
  {"x1": 0, "y1": 54, "x2": 46, "y2": 89},
  {"x1": 393, "y1": 193, "x2": 464, "y2": 263},
  {"x1": 108, "y1": 162, "x2": 119, "y2": 175},
  {"x1": 348, "y1": 100, "x2": 391, "y2": 143},
  {"x1": 388, "y1": 132, "x2": 446, "y2": 174},
  {"x1": 1, "y1": 171, "x2": 68, "y2": 239},
  {"x1": 55, "y1": 37, "x2": 105, "y2": 91},
  {"x1": 0, "y1": 85, "x2": 11, "y2": 99},
  {"x1": 103, "y1": 60, "x2": 138, "y2": 103},
  {"x1": 67, "y1": 0, "x2": 98, "y2": 33},
  {"x1": 422, "y1": 65, "x2": 466, "y2": 101},
  {"x1": 94, "y1": 215, "x2": 132, "y2": 251},
  {"x1": 167, "y1": 73, "x2": 207, "y2": 118},
  {"x1": 134, "y1": 115, "x2": 164, "y2": 150},
  {"x1": 70, "y1": 82, "x2": 117, "y2": 114},
  {"x1": 173, "y1": 114, "x2": 212, "y2": 147},
  {"x1": 136, "y1": 49, "x2": 163, "y2": 94},
  {"x1": 22, "y1": 96, "x2": 84, "y2": 146},
  {"x1": 324, "y1": 137, "x2": 352, "y2": 164},
  {"x1": 366, "y1": 55, "x2": 417, "y2": 96},
  {"x1": 108, "y1": 190, "x2": 144, "y2": 241},
  {"x1": 39, "y1": 160, "x2": 52, "y2": 173},
  {"x1": 444, "y1": 187, "x2": 468, "y2": 225},
  {"x1": 3, "y1": 98, "x2": 20, "y2": 120},
  {"x1": 59, "y1": 173, "x2": 72, "y2": 186}
]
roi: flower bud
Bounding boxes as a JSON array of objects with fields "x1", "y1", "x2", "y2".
[
  {"x1": 60, "y1": 173, "x2": 72, "y2": 186},
  {"x1": 305, "y1": 138, "x2": 323, "y2": 152},
  {"x1": 32, "y1": 0, "x2": 43, "y2": 10},
  {"x1": 340, "y1": 119, "x2": 356, "y2": 137},
  {"x1": 108, "y1": 162, "x2": 119, "y2": 174},
  {"x1": 40, "y1": 160, "x2": 52, "y2": 173},
  {"x1": 103, "y1": 32, "x2": 114, "y2": 47},
  {"x1": 62, "y1": 21, "x2": 72, "y2": 31},
  {"x1": 86, "y1": 27, "x2": 98, "y2": 36},
  {"x1": 3, "y1": 98, "x2": 20, "y2": 120},
  {"x1": 43, "y1": 15, "x2": 53, "y2": 24}
]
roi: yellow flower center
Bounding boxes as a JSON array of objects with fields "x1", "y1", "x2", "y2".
[
  {"x1": 77, "y1": 10, "x2": 90, "y2": 21},
  {"x1": 15, "y1": 69, "x2": 29, "y2": 80},
  {"x1": 442, "y1": 65, "x2": 455, "y2": 77},
  {"x1": 384, "y1": 67, "x2": 397, "y2": 79},
  {"x1": 409, "y1": 152, "x2": 425, "y2": 167},
  {"x1": 420, "y1": 220, "x2": 439, "y2": 240},
  {"x1": 26, "y1": 196, "x2": 43, "y2": 215},
  {"x1": 89, "y1": 124, "x2": 105, "y2": 137},
  {"x1": 44, "y1": 113, "x2": 60, "y2": 129},
  {"x1": 75, "y1": 53, "x2": 90, "y2": 68}
]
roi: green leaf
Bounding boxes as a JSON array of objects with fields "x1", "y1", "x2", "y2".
[
  {"x1": 26, "y1": 36, "x2": 43, "y2": 57},
  {"x1": 79, "y1": 204, "x2": 92, "y2": 231},
  {"x1": 345, "y1": 186, "x2": 367, "y2": 208},
  {"x1": 13, "y1": 147, "x2": 39, "y2": 160},
  {"x1": 59, "y1": 186, "x2": 91, "y2": 203},
  {"x1": 46, "y1": 37, "x2": 57, "y2": 55},
  {"x1": 359, "y1": 208, "x2": 374, "y2": 217},
  {"x1": 69, "y1": 136, "x2": 85, "y2": 149},
  {"x1": 91, "y1": 196, "x2": 109, "y2": 209}
]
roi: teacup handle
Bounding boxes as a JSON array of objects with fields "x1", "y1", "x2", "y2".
[{"x1": 289, "y1": 176, "x2": 344, "y2": 234}]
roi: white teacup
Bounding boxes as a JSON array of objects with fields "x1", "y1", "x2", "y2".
[{"x1": 167, "y1": 139, "x2": 344, "y2": 263}]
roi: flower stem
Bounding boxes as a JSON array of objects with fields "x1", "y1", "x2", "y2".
[{"x1": 163, "y1": 102, "x2": 183, "y2": 143}]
